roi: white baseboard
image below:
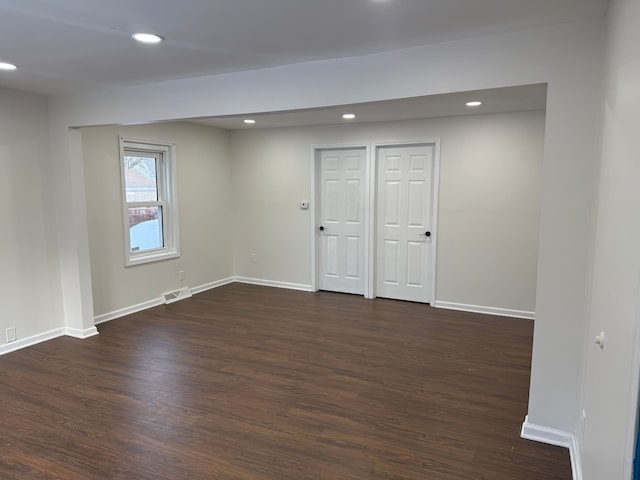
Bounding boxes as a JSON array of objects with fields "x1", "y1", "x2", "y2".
[
  {"x1": 93, "y1": 277, "x2": 236, "y2": 325},
  {"x1": 65, "y1": 326, "x2": 99, "y2": 339},
  {"x1": 94, "y1": 297, "x2": 164, "y2": 325},
  {"x1": 568, "y1": 433, "x2": 583, "y2": 480},
  {"x1": 0, "y1": 328, "x2": 65, "y2": 356},
  {"x1": 234, "y1": 276, "x2": 313, "y2": 292},
  {"x1": 190, "y1": 277, "x2": 235, "y2": 295},
  {"x1": 3, "y1": 276, "x2": 307, "y2": 356},
  {"x1": 521, "y1": 416, "x2": 582, "y2": 480},
  {"x1": 434, "y1": 301, "x2": 535, "y2": 320},
  {"x1": 521, "y1": 415, "x2": 572, "y2": 447}
]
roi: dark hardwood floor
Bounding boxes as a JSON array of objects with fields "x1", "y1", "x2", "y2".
[{"x1": 0, "y1": 283, "x2": 571, "y2": 479}]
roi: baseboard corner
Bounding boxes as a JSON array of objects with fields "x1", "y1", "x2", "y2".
[
  {"x1": 520, "y1": 415, "x2": 582, "y2": 480},
  {"x1": 190, "y1": 277, "x2": 235, "y2": 295},
  {"x1": 234, "y1": 276, "x2": 313, "y2": 292},
  {"x1": 568, "y1": 432, "x2": 583, "y2": 480},
  {"x1": 65, "y1": 326, "x2": 99, "y2": 339}
]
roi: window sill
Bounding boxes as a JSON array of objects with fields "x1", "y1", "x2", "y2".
[{"x1": 125, "y1": 250, "x2": 179, "y2": 267}]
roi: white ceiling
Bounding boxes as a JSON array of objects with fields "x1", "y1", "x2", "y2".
[
  {"x1": 0, "y1": 0, "x2": 608, "y2": 96},
  {"x1": 188, "y1": 84, "x2": 548, "y2": 130}
]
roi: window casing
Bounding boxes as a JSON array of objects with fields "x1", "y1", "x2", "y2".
[{"x1": 119, "y1": 137, "x2": 179, "y2": 266}]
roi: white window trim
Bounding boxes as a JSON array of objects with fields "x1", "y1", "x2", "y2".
[{"x1": 119, "y1": 136, "x2": 180, "y2": 267}]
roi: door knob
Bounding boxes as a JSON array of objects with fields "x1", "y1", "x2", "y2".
[
  {"x1": 319, "y1": 226, "x2": 325, "y2": 231},
  {"x1": 419, "y1": 231, "x2": 431, "y2": 237}
]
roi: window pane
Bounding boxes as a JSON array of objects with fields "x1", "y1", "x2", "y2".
[
  {"x1": 124, "y1": 155, "x2": 158, "y2": 202},
  {"x1": 129, "y1": 207, "x2": 164, "y2": 252}
]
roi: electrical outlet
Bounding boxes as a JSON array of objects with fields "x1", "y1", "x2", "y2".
[
  {"x1": 178, "y1": 270, "x2": 185, "y2": 282},
  {"x1": 6, "y1": 327, "x2": 16, "y2": 343}
]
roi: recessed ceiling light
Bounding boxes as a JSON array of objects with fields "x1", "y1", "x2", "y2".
[
  {"x1": 0, "y1": 62, "x2": 18, "y2": 71},
  {"x1": 466, "y1": 101, "x2": 482, "y2": 107},
  {"x1": 132, "y1": 33, "x2": 164, "y2": 44},
  {"x1": 342, "y1": 113, "x2": 356, "y2": 120},
  {"x1": 243, "y1": 119, "x2": 256, "y2": 124}
]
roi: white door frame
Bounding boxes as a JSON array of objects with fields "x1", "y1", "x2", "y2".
[
  {"x1": 311, "y1": 143, "x2": 373, "y2": 298},
  {"x1": 370, "y1": 140, "x2": 441, "y2": 304},
  {"x1": 621, "y1": 276, "x2": 640, "y2": 479}
]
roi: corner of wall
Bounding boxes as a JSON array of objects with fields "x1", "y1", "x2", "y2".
[{"x1": 520, "y1": 416, "x2": 582, "y2": 480}]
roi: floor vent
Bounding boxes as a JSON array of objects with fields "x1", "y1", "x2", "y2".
[{"x1": 163, "y1": 287, "x2": 192, "y2": 304}]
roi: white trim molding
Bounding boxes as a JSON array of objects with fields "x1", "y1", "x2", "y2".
[
  {"x1": 94, "y1": 277, "x2": 236, "y2": 325},
  {"x1": 521, "y1": 416, "x2": 582, "y2": 480},
  {"x1": 190, "y1": 277, "x2": 235, "y2": 295},
  {"x1": 0, "y1": 328, "x2": 66, "y2": 356},
  {"x1": 65, "y1": 326, "x2": 99, "y2": 339},
  {"x1": 119, "y1": 136, "x2": 180, "y2": 267},
  {"x1": 234, "y1": 277, "x2": 313, "y2": 292},
  {"x1": 623, "y1": 273, "x2": 640, "y2": 480},
  {"x1": 94, "y1": 297, "x2": 164, "y2": 325},
  {"x1": 434, "y1": 301, "x2": 535, "y2": 320},
  {"x1": 4, "y1": 277, "x2": 303, "y2": 356}
]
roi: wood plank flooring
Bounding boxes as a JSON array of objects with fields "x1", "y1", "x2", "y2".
[{"x1": 0, "y1": 283, "x2": 571, "y2": 479}]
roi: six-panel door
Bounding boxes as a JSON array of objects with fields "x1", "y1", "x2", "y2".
[
  {"x1": 318, "y1": 148, "x2": 367, "y2": 295},
  {"x1": 376, "y1": 144, "x2": 435, "y2": 303}
]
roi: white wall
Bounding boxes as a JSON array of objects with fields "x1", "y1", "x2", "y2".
[
  {"x1": 48, "y1": 19, "x2": 604, "y2": 435},
  {"x1": 82, "y1": 122, "x2": 233, "y2": 317},
  {"x1": 0, "y1": 88, "x2": 64, "y2": 350},
  {"x1": 579, "y1": 0, "x2": 640, "y2": 478},
  {"x1": 231, "y1": 111, "x2": 545, "y2": 313}
]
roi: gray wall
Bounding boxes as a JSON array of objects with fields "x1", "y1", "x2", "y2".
[
  {"x1": 0, "y1": 88, "x2": 64, "y2": 351},
  {"x1": 82, "y1": 111, "x2": 544, "y2": 317},
  {"x1": 579, "y1": 0, "x2": 640, "y2": 478},
  {"x1": 231, "y1": 111, "x2": 545, "y2": 314},
  {"x1": 82, "y1": 122, "x2": 233, "y2": 317}
]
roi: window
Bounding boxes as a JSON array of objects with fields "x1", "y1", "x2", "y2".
[{"x1": 119, "y1": 137, "x2": 179, "y2": 266}]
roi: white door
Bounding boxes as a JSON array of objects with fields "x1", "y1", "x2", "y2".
[
  {"x1": 376, "y1": 144, "x2": 435, "y2": 303},
  {"x1": 318, "y1": 148, "x2": 366, "y2": 295}
]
